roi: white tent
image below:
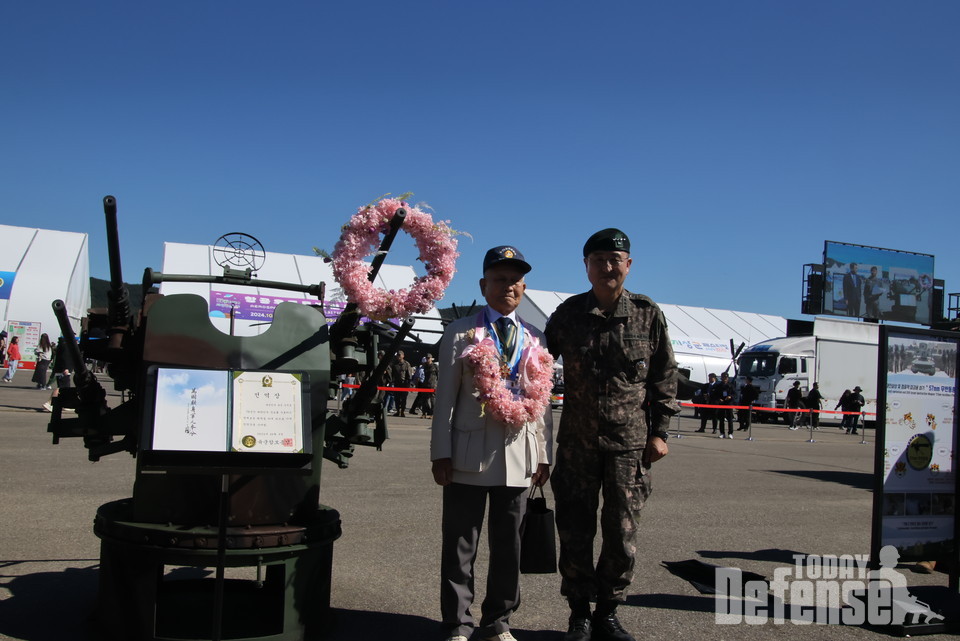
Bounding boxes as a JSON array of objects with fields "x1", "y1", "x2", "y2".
[
  {"x1": 158, "y1": 242, "x2": 445, "y2": 342},
  {"x1": 0, "y1": 224, "x2": 90, "y2": 368},
  {"x1": 518, "y1": 288, "x2": 787, "y2": 384}
]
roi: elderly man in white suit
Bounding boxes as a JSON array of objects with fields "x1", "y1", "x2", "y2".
[{"x1": 431, "y1": 245, "x2": 554, "y2": 641}]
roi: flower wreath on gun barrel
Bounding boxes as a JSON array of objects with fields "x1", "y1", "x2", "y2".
[
  {"x1": 544, "y1": 228, "x2": 680, "y2": 641},
  {"x1": 430, "y1": 245, "x2": 554, "y2": 641}
]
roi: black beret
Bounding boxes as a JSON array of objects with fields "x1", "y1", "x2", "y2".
[
  {"x1": 483, "y1": 245, "x2": 531, "y2": 274},
  {"x1": 583, "y1": 228, "x2": 630, "y2": 256}
]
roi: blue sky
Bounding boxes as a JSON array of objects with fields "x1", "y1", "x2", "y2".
[{"x1": 3, "y1": 1, "x2": 958, "y2": 322}]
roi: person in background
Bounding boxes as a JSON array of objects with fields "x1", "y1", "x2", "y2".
[
  {"x1": 2, "y1": 336, "x2": 21, "y2": 382},
  {"x1": 716, "y1": 372, "x2": 735, "y2": 439},
  {"x1": 42, "y1": 337, "x2": 77, "y2": 412},
  {"x1": 835, "y1": 389, "x2": 851, "y2": 431},
  {"x1": 805, "y1": 382, "x2": 824, "y2": 430},
  {"x1": 339, "y1": 373, "x2": 356, "y2": 400},
  {"x1": 421, "y1": 353, "x2": 439, "y2": 419},
  {"x1": 842, "y1": 386, "x2": 865, "y2": 435},
  {"x1": 694, "y1": 373, "x2": 717, "y2": 433},
  {"x1": 0, "y1": 330, "x2": 7, "y2": 365},
  {"x1": 32, "y1": 333, "x2": 53, "y2": 389},
  {"x1": 786, "y1": 381, "x2": 804, "y2": 430},
  {"x1": 375, "y1": 350, "x2": 393, "y2": 409},
  {"x1": 390, "y1": 350, "x2": 414, "y2": 417},
  {"x1": 737, "y1": 376, "x2": 759, "y2": 431},
  {"x1": 410, "y1": 358, "x2": 428, "y2": 415}
]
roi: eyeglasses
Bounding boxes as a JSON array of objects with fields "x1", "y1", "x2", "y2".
[{"x1": 587, "y1": 255, "x2": 627, "y2": 268}]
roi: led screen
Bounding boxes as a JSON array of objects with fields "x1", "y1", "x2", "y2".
[{"x1": 823, "y1": 241, "x2": 935, "y2": 325}]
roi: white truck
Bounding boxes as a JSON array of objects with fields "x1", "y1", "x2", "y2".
[{"x1": 735, "y1": 317, "x2": 880, "y2": 425}]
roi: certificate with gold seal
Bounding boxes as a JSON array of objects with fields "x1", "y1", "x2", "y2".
[{"x1": 231, "y1": 371, "x2": 305, "y2": 454}]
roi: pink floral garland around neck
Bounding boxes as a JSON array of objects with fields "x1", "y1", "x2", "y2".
[
  {"x1": 460, "y1": 324, "x2": 555, "y2": 430},
  {"x1": 331, "y1": 197, "x2": 459, "y2": 320}
]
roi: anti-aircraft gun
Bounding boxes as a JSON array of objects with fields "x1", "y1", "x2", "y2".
[{"x1": 47, "y1": 195, "x2": 416, "y2": 641}]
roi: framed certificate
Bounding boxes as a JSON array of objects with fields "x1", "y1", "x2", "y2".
[{"x1": 140, "y1": 366, "x2": 312, "y2": 473}]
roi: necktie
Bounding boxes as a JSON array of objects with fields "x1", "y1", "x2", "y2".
[{"x1": 496, "y1": 317, "x2": 516, "y2": 357}]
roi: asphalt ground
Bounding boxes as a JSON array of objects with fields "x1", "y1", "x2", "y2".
[{"x1": 0, "y1": 374, "x2": 957, "y2": 641}]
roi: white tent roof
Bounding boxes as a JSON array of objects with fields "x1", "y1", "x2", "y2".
[
  {"x1": 0, "y1": 224, "x2": 90, "y2": 356},
  {"x1": 158, "y1": 242, "x2": 445, "y2": 342},
  {"x1": 518, "y1": 288, "x2": 787, "y2": 384}
]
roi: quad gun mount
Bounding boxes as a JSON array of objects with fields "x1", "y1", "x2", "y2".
[
  {"x1": 46, "y1": 195, "x2": 417, "y2": 641},
  {"x1": 50, "y1": 195, "x2": 412, "y2": 468}
]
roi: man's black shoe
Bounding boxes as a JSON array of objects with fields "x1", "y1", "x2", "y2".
[
  {"x1": 592, "y1": 613, "x2": 635, "y2": 641},
  {"x1": 695, "y1": 428, "x2": 705, "y2": 433},
  {"x1": 563, "y1": 616, "x2": 591, "y2": 641}
]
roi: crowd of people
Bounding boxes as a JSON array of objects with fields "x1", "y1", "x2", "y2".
[
  {"x1": 0, "y1": 331, "x2": 78, "y2": 413},
  {"x1": 693, "y1": 375, "x2": 866, "y2": 435}
]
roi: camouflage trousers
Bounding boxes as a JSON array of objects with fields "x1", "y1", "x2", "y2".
[{"x1": 550, "y1": 446, "x2": 652, "y2": 603}]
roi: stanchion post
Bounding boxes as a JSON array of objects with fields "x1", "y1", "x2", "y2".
[
  {"x1": 672, "y1": 411, "x2": 683, "y2": 439},
  {"x1": 807, "y1": 408, "x2": 816, "y2": 443},
  {"x1": 746, "y1": 404, "x2": 754, "y2": 441},
  {"x1": 859, "y1": 412, "x2": 867, "y2": 445}
]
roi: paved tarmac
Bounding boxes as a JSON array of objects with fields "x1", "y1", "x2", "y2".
[{"x1": 0, "y1": 374, "x2": 956, "y2": 640}]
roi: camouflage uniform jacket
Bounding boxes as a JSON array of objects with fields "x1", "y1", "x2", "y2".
[{"x1": 544, "y1": 289, "x2": 679, "y2": 451}]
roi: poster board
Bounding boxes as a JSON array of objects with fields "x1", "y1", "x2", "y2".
[
  {"x1": 140, "y1": 366, "x2": 312, "y2": 473},
  {"x1": 4, "y1": 320, "x2": 42, "y2": 366},
  {"x1": 872, "y1": 325, "x2": 959, "y2": 568}
]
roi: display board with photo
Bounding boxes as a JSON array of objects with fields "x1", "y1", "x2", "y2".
[{"x1": 872, "y1": 327, "x2": 958, "y2": 563}]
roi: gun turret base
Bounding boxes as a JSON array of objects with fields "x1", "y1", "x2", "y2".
[{"x1": 94, "y1": 498, "x2": 341, "y2": 641}]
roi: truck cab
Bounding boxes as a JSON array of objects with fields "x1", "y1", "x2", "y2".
[{"x1": 736, "y1": 336, "x2": 815, "y2": 422}]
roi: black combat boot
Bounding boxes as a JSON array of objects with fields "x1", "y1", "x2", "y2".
[
  {"x1": 563, "y1": 600, "x2": 592, "y2": 641},
  {"x1": 592, "y1": 601, "x2": 635, "y2": 641}
]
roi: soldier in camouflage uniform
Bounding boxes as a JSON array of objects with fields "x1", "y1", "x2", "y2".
[{"x1": 544, "y1": 228, "x2": 679, "y2": 641}]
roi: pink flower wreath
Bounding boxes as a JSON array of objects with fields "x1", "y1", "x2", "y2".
[
  {"x1": 460, "y1": 324, "x2": 555, "y2": 430},
  {"x1": 331, "y1": 197, "x2": 459, "y2": 320}
]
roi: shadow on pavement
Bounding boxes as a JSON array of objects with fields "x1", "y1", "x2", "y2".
[
  {"x1": 626, "y1": 592, "x2": 716, "y2": 613},
  {"x1": 0, "y1": 561, "x2": 491, "y2": 641},
  {"x1": 697, "y1": 547, "x2": 808, "y2": 565},
  {"x1": 0, "y1": 562, "x2": 100, "y2": 641},
  {"x1": 0, "y1": 403, "x2": 47, "y2": 412},
  {"x1": 768, "y1": 469, "x2": 873, "y2": 490},
  {"x1": 326, "y1": 610, "x2": 565, "y2": 641}
]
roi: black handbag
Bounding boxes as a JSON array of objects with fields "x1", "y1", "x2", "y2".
[{"x1": 519, "y1": 484, "x2": 557, "y2": 574}]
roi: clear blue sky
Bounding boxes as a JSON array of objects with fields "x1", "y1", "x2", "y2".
[{"x1": 3, "y1": 1, "x2": 958, "y2": 321}]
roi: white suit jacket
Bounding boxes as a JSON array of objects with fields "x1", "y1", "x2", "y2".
[{"x1": 430, "y1": 311, "x2": 554, "y2": 487}]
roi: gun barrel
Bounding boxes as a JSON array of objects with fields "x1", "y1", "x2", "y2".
[
  {"x1": 51, "y1": 299, "x2": 93, "y2": 384},
  {"x1": 330, "y1": 207, "x2": 407, "y2": 347},
  {"x1": 365, "y1": 207, "x2": 406, "y2": 281},
  {"x1": 348, "y1": 317, "x2": 415, "y2": 412},
  {"x1": 103, "y1": 195, "x2": 132, "y2": 329},
  {"x1": 103, "y1": 195, "x2": 124, "y2": 291}
]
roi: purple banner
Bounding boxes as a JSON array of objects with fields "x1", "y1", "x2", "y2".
[
  {"x1": 209, "y1": 290, "x2": 319, "y2": 323},
  {"x1": 208, "y1": 291, "x2": 394, "y2": 325}
]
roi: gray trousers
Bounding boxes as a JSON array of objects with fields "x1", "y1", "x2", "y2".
[{"x1": 440, "y1": 483, "x2": 526, "y2": 638}]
